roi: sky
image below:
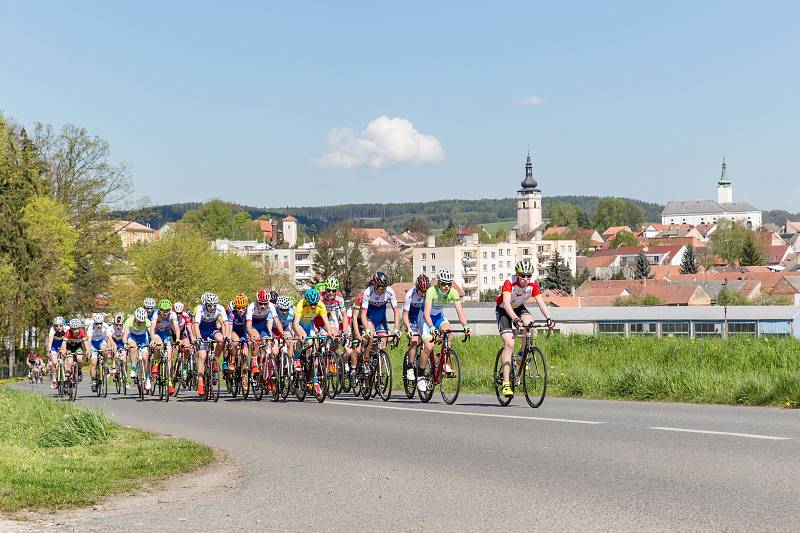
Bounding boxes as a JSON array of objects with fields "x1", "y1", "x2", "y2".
[{"x1": 2, "y1": 1, "x2": 799, "y2": 211}]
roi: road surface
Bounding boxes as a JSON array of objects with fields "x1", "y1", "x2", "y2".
[{"x1": 10, "y1": 380, "x2": 800, "y2": 532}]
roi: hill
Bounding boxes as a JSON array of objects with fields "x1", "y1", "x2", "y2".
[{"x1": 114, "y1": 196, "x2": 666, "y2": 233}]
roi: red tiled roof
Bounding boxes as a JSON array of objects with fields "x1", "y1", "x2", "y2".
[
  {"x1": 592, "y1": 244, "x2": 683, "y2": 259},
  {"x1": 282, "y1": 215, "x2": 297, "y2": 222},
  {"x1": 391, "y1": 282, "x2": 413, "y2": 304},
  {"x1": 583, "y1": 255, "x2": 616, "y2": 268},
  {"x1": 352, "y1": 228, "x2": 391, "y2": 242},
  {"x1": 602, "y1": 225, "x2": 632, "y2": 237},
  {"x1": 543, "y1": 226, "x2": 568, "y2": 237},
  {"x1": 766, "y1": 245, "x2": 791, "y2": 264}
]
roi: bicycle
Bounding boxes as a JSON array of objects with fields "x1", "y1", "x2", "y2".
[
  {"x1": 319, "y1": 334, "x2": 342, "y2": 400},
  {"x1": 113, "y1": 347, "x2": 128, "y2": 395},
  {"x1": 402, "y1": 333, "x2": 423, "y2": 399},
  {"x1": 272, "y1": 336, "x2": 296, "y2": 402},
  {"x1": 60, "y1": 349, "x2": 81, "y2": 402},
  {"x1": 417, "y1": 329, "x2": 468, "y2": 405},
  {"x1": 200, "y1": 340, "x2": 221, "y2": 402},
  {"x1": 54, "y1": 352, "x2": 69, "y2": 400},
  {"x1": 93, "y1": 348, "x2": 113, "y2": 398},
  {"x1": 171, "y1": 342, "x2": 197, "y2": 397},
  {"x1": 131, "y1": 345, "x2": 148, "y2": 401},
  {"x1": 493, "y1": 320, "x2": 550, "y2": 408},
  {"x1": 302, "y1": 336, "x2": 328, "y2": 403},
  {"x1": 363, "y1": 332, "x2": 397, "y2": 402},
  {"x1": 150, "y1": 342, "x2": 171, "y2": 402}
]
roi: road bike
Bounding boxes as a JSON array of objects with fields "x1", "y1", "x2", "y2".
[
  {"x1": 93, "y1": 348, "x2": 112, "y2": 398},
  {"x1": 362, "y1": 332, "x2": 397, "y2": 402},
  {"x1": 200, "y1": 340, "x2": 221, "y2": 402},
  {"x1": 113, "y1": 347, "x2": 128, "y2": 395},
  {"x1": 150, "y1": 342, "x2": 171, "y2": 402},
  {"x1": 131, "y1": 345, "x2": 149, "y2": 401},
  {"x1": 493, "y1": 320, "x2": 550, "y2": 408},
  {"x1": 402, "y1": 333, "x2": 423, "y2": 399},
  {"x1": 171, "y1": 341, "x2": 197, "y2": 397},
  {"x1": 417, "y1": 329, "x2": 468, "y2": 405}
]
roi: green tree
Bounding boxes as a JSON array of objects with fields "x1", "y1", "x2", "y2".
[
  {"x1": 437, "y1": 220, "x2": 460, "y2": 246},
  {"x1": 717, "y1": 285, "x2": 748, "y2": 306},
  {"x1": 613, "y1": 294, "x2": 665, "y2": 306},
  {"x1": 576, "y1": 209, "x2": 591, "y2": 229},
  {"x1": 593, "y1": 198, "x2": 644, "y2": 232},
  {"x1": 540, "y1": 251, "x2": 574, "y2": 292},
  {"x1": 369, "y1": 251, "x2": 412, "y2": 284},
  {"x1": 633, "y1": 250, "x2": 652, "y2": 280},
  {"x1": 312, "y1": 221, "x2": 369, "y2": 298},
  {"x1": 181, "y1": 200, "x2": 261, "y2": 240},
  {"x1": 574, "y1": 267, "x2": 591, "y2": 288},
  {"x1": 740, "y1": 232, "x2": 766, "y2": 266},
  {"x1": 548, "y1": 203, "x2": 579, "y2": 227},
  {"x1": 610, "y1": 269, "x2": 627, "y2": 280},
  {"x1": 680, "y1": 243, "x2": 700, "y2": 274},
  {"x1": 406, "y1": 216, "x2": 433, "y2": 236},
  {"x1": 609, "y1": 230, "x2": 639, "y2": 249},
  {"x1": 479, "y1": 289, "x2": 499, "y2": 302},
  {"x1": 709, "y1": 219, "x2": 751, "y2": 265}
]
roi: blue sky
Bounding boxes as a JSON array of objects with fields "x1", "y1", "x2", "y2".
[{"x1": 2, "y1": 1, "x2": 798, "y2": 210}]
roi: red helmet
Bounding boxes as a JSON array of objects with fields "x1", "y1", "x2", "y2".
[
  {"x1": 256, "y1": 289, "x2": 269, "y2": 304},
  {"x1": 415, "y1": 274, "x2": 430, "y2": 292}
]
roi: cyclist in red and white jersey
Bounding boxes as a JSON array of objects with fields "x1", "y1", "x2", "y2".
[{"x1": 496, "y1": 260, "x2": 554, "y2": 398}]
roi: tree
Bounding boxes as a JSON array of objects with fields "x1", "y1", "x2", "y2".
[
  {"x1": 540, "y1": 251, "x2": 574, "y2": 292},
  {"x1": 576, "y1": 209, "x2": 591, "y2": 229},
  {"x1": 574, "y1": 267, "x2": 591, "y2": 288},
  {"x1": 610, "y1": 269, "x2": 627, "y2": 280},
  {"x1": 613, "y1": 294, "x2": 665, "y2": 306},
  {"x1": 633, "y1": 250, "x2": 652, "y2": 280},
  {"x1": 181, "y1": 200, "x2": 261, "y2": 240},
  {"x1": 709, "y1": 219, "x2": 751, "y2": 265},
  {"x1": 312, "y1": 221, "x2": 370, "y2": 298},
  {"x1": 406, "y1": 216, "x2": 433, "y2": 236},
  {"x1": 680, "y1": 243, "x2": 700, "y2": 274},
  {"x1": 479, "y1": 289, "x2": 499, "y2": 302},
  {"x1": 609, "y1": 230, "x2": 639, "y2": 249},
  {"x1": 740, "y1": 232, "x2": 766, "y2": 266},
  {"x1": 548, "y1": 203, "x2": 579, "y2": 227},
  {"x1": 437, "y1": 220, "x2": 460, "y2": 246},
  {"x1": 369, "y1": 251, "x2": 412, "y2": 284},
  {"x1": 592, "y1": 198, "x2": 644, "y2": 232}
]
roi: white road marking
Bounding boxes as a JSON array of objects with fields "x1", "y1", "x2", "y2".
[
  {"x1": 648, "y1": 426, "x2": 790, "y2": 441},
  {"x1": 327, "y1": 400, "x2": 605, "y2": 425}
]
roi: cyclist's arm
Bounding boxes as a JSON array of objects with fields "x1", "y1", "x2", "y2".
[
  {"x1": 359, "y1": 305, "x2": 368, "y2": 328},
  {"x1": 246, "y1": 318, "x2": 258, "y2": 338},
  {"x1": 391, "y1": 305, "x2": 400, "y2": 332},
  {"x1": 451, "y1": 282, "x2": 465, "y2": 297},
  {"x1": 402, "y1": 309, "x2": 410, "y2": 331},
  {"x1": 533, "y1": 294, "x2": 552, "y2": 322},
  {"x1": 45, "y1": 333, "x2": 54, "y2": 352},
  {"x1": 423, "y1": 298, "x2": 434, "y2": 328},
  {"x1": 171, "y1": 318, "x2": 180, "y2": 339},
  {"x1": 147, "y1": 320, "x2": 157, "y2": 339},
  {"x1": 122, "y1": 326, "x2": 130, "y2": 344},
  {"x1": 454, "y1": 300, "x2": 468, "y2": 327},
  {"x1": 502, "y1": 292, "x2": 519, "y2": 322}
]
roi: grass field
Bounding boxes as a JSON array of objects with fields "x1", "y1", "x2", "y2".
[
  {"x1": 0, "y1": 388, "x2": 213, "y2": 513},
  {"x1": 384, "y1": 334, "x2": 800, "y2": 406}
]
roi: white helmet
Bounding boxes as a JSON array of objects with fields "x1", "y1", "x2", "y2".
[
  {"x1": 53, "y1": 316, "x2": 65, "y2": 326},
  {"x1": 113, "y1": 312, "x2": 125, "y2": 325},
  {"x1": 68, "y1": 319, "x2": 82, "y2": 330},
  {"x1": 134, "y1": 307, "x2": 148, "y2": 322},
  {"x1": 92, "y1": 313, "x2": 104, "y2": 324},
  {"x1": 143, "y1": 297, "x2": 156, "y2": 310},
  {"x1": 173, "y1": 301, "x2": 184, "y2": 313},
  {"x1": 437, "y1": 269, "x2": 454, "y2": 283},
  {"x1": 202, "y1": 292, "x2": 219, "y2": 306},
  {"x1": 276, "y1": 295, "x2": 292, "y2": 310}
]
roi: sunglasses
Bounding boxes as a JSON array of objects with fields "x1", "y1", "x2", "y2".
[{"x1": 518, "y1": 274, "x2": 532, "y2": 279}]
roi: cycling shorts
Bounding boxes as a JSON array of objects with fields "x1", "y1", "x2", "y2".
[
  {"x1": 154, "y1": 330, "x2": 174, "y2": 345},
  {"x1": 365, "y1": 306, "x2": 388, "y2": 333},
  {"x1": 298, "y1": 321, "x2": 317, "y2": 337},
  {"x1": 114, "y1": 338, "x2": 126, "y2": 350},
  {"x1": 495, "y1": 305, "x2": 531, "y2": 335},
  {"x1": 128, "y1": 331, "x2": 150, "y2": 347},
  {"x1": 422, "y1": 313, "x2": 448, "y2": 340},
  {"x1": 198, "y1": 322, "x2": 221, "y2": 341}
]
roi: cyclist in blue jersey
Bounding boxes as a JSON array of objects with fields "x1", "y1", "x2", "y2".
[
  {"x1": 359, "y1": 271, "x2": 400, "y2": 354},
  {"x1": 402, "y1": 274, "x2": 429, "y2": 382}
]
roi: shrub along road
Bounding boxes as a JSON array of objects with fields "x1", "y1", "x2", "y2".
[{"x1": 9, "y1": 379, "x2": 800, "y2": 532}]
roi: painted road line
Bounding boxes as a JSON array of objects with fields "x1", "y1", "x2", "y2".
[
  {"x1": 328, "y1": 400, "x2": 605, "y2": 425},
  {"x1": 648, "y1": 427, "x2": 790, "y2": 441}
]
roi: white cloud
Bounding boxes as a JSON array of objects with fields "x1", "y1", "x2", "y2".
[
  {"x1": 319, "y1": 116, "x2": 445, "y2": 169},
  {"x1": 513, "y1": 95, "x2": 544, "y2": 106}
]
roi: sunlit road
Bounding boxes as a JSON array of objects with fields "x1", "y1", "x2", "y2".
[{"x1": 15, "y1": 380, "x2": 800, "y2": 532}]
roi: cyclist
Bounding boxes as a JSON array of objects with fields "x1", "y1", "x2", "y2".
[
  {"x1": 347, "y1": 282, "x2": 371, "y2": 382},
  {"x1": 271, "y1": 294, "x2": 296, "y2": 360},
  {"x1": 193, "y1": 292, "x2": 229, "y2": 397},
  {"x1": 123, "y1": 307, "x2": 152, "y2": 389},
  {"x1": 87, "y1": 313, "x2": 115, "y2": 392},
  {"x1": 293, "y1": 288, "x2": 335, "y2": 395},
  {"x1": 496, "y1": 260, "x2": 555, "y2": 398},
  {"x1": 109, "y1": 312, "x2": 126, "y2": 378},
  {"x1": 46, "y1": 316, "x2": 68, "y2": 389},
  {"x1": 228, "y1": 292, "x2": 252, "y2": 390},
  {"x1": 149, "y1": 299, "x2": 180, "y2": 395},
  {"x1": 402, "y1": 274, "x2": 430, "y2": 382},
  {"x1": 173, "y1": 301, "x2": 194, "y2": 362},
  {"x1": 27, "y1": 352, "x2": 43, "y2": 383},
  {"x1": 61, "y1": 318, "x2": 90, "y2": 385},
  {"x1": 143, "y1": 297, "x2": 156, "y2": 317},
  {"x1": 358, "y1": 271, "x2": 400, "y2": 354},
  {"x1": 418, "y1": 269, "x2": 470, "y2": 393},
  {"x1": 246, "y1": 289, "x2": 278, "y2": 371}
]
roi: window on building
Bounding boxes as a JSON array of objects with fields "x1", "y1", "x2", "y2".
[
  {"x1": 483, "y1": 252, "x2": 487, "y2": 259},
  {"x1": 431, "y1": 265, "x2": 436, "y2": 273},
  {"x1": 728, "y1": 322, "x2": 756, "y2": 336},
  {"x1": 523, "y1": 248, "x2": 530, "y2": 255},
  {"x1": 483, "y1": 264, "x2": 487, "y2": 271},
  {"x1": 431, "y1": 253, "x2": 436, "y2": 259},
  {"x1": 491, "y1": 252, "x2": 496, "y2": 258},
  {"x1": 498, "y1": 249, "x2": 503, "y2": 257},
  {"x1": 694, "y1": 322, "x2": 722, "y2": 338},
  {"x1": 629, "y1": 322, "x2": 657, "y2": 336},
  {"x1": 483, "y1": 277, "x2": 488, "y2": 284},
  {"x1": 492, "y1": 276, "x2": 496, "y2": 284},
  {"x1": 507, "y1": 249, "x2": 511, "y2": 255},
  {"x1": 598, "y1": 323, "x2": 625, "y2": 335},
  {"x1": 661, "y1": 322, "x2": 690, "y2": 337},
  {"x1": 492, "y1": 264, "x2": 496, "y2": 271},
  {"x1": 538, "y1": 246, "x2": 545, "y2": 253},
  {"x1": 422, "y1": 253, "x2": 426, "y2": 260},
  {"x1": 422, "y1": 266, "x2": 426, "y2": 273}
]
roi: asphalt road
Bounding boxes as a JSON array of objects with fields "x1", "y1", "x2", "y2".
[{"x1": 11, "y1": 379, "x2": 800, "y2": 532}]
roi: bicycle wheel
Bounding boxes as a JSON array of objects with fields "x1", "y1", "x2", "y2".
[
  {"x1": 162, "y1": 357, "x2": 170, "y2": 402},
  {"x1": 115, "y1": 360, "x2": 122, "y2": 394},
  {"x1": 242, "y1": 366, "x2": 251, "y2": 400},
  {"x1": 402, "y1": 352, "x2": 417, "y2": 399},
  {"x1": 121, "y1": 360, "x2": 128, "y2": 395},
  {"x1": 137, "y1": 361, "x2": 145, "y2": 401},
  {"x1": 439, "y1": 349, "x2": 461, "y2": 405},
  {"x1": 311, "y1": 354, "x2": 327, "y2": 403},
  {"x1": 523, "y1": 346, "x2": 547, "y2": 408},
  {"x1": 326, "y1": 352, "x2": 341, "y2": 400},
  {"x1": 210, "y1": 356, "x2": 221, "y2": 402},
  {"x1": 279, "y1": 354, "x2": 290, "y2": 401},
  {"x1": 417, "y1": 361, "x2": 434, "y2": 404},
  {"x1": 294, "y1": 366, "x2": 307, "y2": 402},
  {"x1": 171, "y1": 357, "x2": 182, "y2": 397},
  {"x1": 69, "y1": 369, "x2": 78, "y2": 402},
  {"x1": 101, "y1": 364, "x2": 108, "y2": 398},
  {"x1": 493, "y1": 349, "x2": 512, "y2": 407},
  {"x1": 377, "y1": 350, "x2": 392, "y2": 402}
]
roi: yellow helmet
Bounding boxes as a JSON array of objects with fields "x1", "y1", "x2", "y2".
[{"x1": 233, "y1": 292, "x2": 249, "y2": 309}]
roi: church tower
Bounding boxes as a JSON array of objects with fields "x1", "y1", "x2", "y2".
[
  {"x1": 717, "y1": 156, "x2": 732, "y2": 204},
  {"x1": 516, "y1": 152, "x2": 542, "y2": 235}
]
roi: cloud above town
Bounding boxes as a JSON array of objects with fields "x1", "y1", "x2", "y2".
[
  {"x1": 318, "y1": 116, "x2": 445, "y2": 169},
  {"x1": 513, "y1": 95, "x2": 544, "y2": 106}
]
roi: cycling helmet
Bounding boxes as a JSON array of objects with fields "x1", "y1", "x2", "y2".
[
  {"x1": 113, "y1": 312, "x2": 124, "y2": 325},
  {"x1": 372, "y1": 271, "x2": 390, "y2": 288},
  {"x1": 276, "y1": 295, "x2": 292, "y2": 310},
  {"x1": 437, "y1": 269, "x2": 454, "y2": 284},
  {"x1": 205, "y1": 292, "x2": 219, "y2": 306},
  {"x1": 228, "y1": 301, "x2": 235, "y2": 312},
  {"x1": 173, "y1": 302, "x2": 184, "y2": 313},
  {"x1": 314, "y1": 282, "x2": 327, "y2": 293},
  {"x1": 134, "y1": 307, "x2": 148, "y2": 322},
  {"x1": 326, "y1": 276, "x2": 340, "y2": 291},
  {"x1": 200, "y1": 292, "x2": 211, "y2": 305},
  {"x1": 304, "y1": 288, "x2": 321, "y2": 305},
  {"x1": 415, "y1": 274, "x2": 430, "y2": 292},
  {"x1": 268, "y1": 290, "x2": 278, "y2": 303},
  {"x1": 256, "y1": 289, "x2": 269, "y2": 304},
  {"x1": 143, "y1": 297, "x2": 156, "y2": 310},
  {"x1": 69, "y1": 318, "x2": 82, "y2": 330},
  {"x1": 158, "y1": 299, "x2": 172, "y2": 311},
  {"x1": 53, "y1": 316, "x2": 65, "y2": 327},
  {"x1": 515, "y1": 260, "x2": 535, "y2": 275},
  {"x1": 233, "y1": 292, "x2": 248, "y2": 309},
  {"x1": 92, "y1": 313, "x2": 104, "y2": 324}
]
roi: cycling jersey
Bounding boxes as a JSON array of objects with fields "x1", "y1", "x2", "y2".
[
  {"x1": 64, "y1": 328, "x2": 87, "y2": 351},
  {"x1": 175, "y1": 311, "x2": 192, "y2": 338},
  {"x1": 228, "y1": 308, "x2": 248, "y2": 337},
  {"x1": 425, "y1": 285, "x2": 459, "y2": 314},
  {"x1": 495, "y1": 276, "x2": 541, "y2": 308},
  {"x1": 88, "y1": 323, "x2": 113, "y2": 351},
  {"x1": 124, "y1": 316, "x2": 151, "y2": 335},
  {"x1": 322, "y1": 291, "x2": 345, "y2": 318},
  {"x1": 246, "y1": 301, "x2": 276, "y2": 334},
  {"x1": 362, "y1": 285, "x2": 397, "y2": 310},
  {"x1": 193, "y1": 303, "x2": 229, "y2": 339},
  {"x1": 110, "y1": 323, "x2": 125, "y2": 341},
  {"x1": 151, "y1": 309, "x2": 178, "y2": 342},
  {"x1": 403, "y1": 287, "x2": 426, "y2": 332},
  {"x1": 48, "y1": 326, "x2": 67, "y2": 352},
  {"x1": 295, "y1": 300, "x2": 327, "y2": 323},
  {"x1": 271, "y1": 308, "x2": 294, "y2": 336}
]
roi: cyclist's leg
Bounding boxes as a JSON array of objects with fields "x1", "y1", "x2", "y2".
[
  {"x1": 230, "y1": 331, "x2": 242, "y2": 371},
  {"x1": 49, "y1": 350, "x2": 58, "y2": 386}
]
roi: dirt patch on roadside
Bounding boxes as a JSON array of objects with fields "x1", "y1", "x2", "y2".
[{"x1": 4, "y1": 448, "x2": 243, "y2": 532}]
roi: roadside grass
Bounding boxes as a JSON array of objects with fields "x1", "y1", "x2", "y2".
[
  {"x1": 386, "y1": 334, "x2": 800, "y2": 406},
  {"x1": 0, "y1": 388, "x2": 213, "y2": 513}
]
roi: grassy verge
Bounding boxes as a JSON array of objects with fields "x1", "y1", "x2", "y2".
[
  {"x1": 0, "y1": 388, "x2": 213, "y2": 513},
  {"x1": 386, "y1": 334, "x2": 800, "y2": 406}
]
